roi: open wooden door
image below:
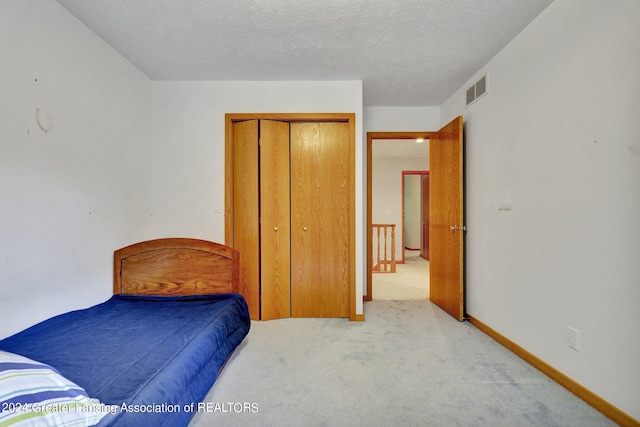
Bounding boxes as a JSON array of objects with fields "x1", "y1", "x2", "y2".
[{"x1": 429, "y1": 116, "x2": 464, "y2": 321}]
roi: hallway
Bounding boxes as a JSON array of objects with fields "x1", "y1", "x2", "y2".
[{"x1": 372, "y1": 250, "x2": 429, "y2": 300}]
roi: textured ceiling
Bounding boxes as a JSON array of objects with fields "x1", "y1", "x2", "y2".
[{"x1": 55, "y1": 0, "x2": 553, "y2": 106}]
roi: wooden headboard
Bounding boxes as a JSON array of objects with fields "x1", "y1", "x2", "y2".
[{"x1": 113, "y1": 238, "x2": 240, "y2": 296}]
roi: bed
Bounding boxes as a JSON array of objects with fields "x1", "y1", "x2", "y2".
[{"x1": 0, "y1": 238, "x2": 250, "y2": 427}]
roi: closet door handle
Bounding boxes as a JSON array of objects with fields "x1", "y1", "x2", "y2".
[
  {"x1": 274, "y1": 226, "x2": 278, "y2": 231},
  {"x1": 303, "y1": 227, "x2": 308, "y2": 232}
]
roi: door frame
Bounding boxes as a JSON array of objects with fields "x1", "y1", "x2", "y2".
[
  {"x1": 225, "y1": 113, "x2": 357, "y2": 321},
  {"x1": 366, "y1": 132, "x2": 433, "y2": 301}
]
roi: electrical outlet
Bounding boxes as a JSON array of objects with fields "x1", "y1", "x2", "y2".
[{"x1": 568, "y1": 327, "x2": 580, "y2": 351}]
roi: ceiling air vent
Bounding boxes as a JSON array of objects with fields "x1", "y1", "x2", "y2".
[{"x1": 466, "y1": 74, "x2": 488, "y2": 107}]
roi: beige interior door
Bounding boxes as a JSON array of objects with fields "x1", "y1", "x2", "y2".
[
  {"x1": 232, "y1": 119, "x2": 260, "y2": 319},
  {"x1": 260, "y1": 120, "x2": 291, "y2": 320},
  {"x1": 429, "y1": 116, "x2": 465, "y2": 321},
  {"x1": 290, "y1": 122, "x2": 350, "y2": 317}
]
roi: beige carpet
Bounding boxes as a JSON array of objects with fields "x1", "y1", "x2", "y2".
[
  {"x1": 373, "y1": 251, "x2": 429, "y2": 300},
  {"x1": 191, "y1": 299, "x2": 615, "y2": 427}
]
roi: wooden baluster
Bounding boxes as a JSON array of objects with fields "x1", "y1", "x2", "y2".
[
  {"x1": 375, "y1": 226, "x2": 380, "y2": 271},
  {"x1": 372, "y1": 224, "x2": 396, "y2": 274},
  {"x1": 383, "y1": 226, "x2": 388, "y2": 271},
  {"x1": 390, "y1": 225, "x2": 396, "y2": 273}
]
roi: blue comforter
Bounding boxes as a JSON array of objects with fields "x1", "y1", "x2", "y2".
[{"x1": 0, "y1": 294, "x2": 250, "y2": 426}]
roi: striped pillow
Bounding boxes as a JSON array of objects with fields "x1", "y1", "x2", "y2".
[{"x1": 0, "y1": 350, "x2": 113, "y2": 426}]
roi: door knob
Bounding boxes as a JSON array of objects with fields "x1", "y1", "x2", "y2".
[
  {"x1": 303, "y1": 227, "x2": 308, "y2": 232},
  {"x1": 274, "y1": 226, "x2": 278, "y2": 231}
]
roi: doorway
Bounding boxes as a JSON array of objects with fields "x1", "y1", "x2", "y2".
[
  {"x1": 366, "y1": 132, "x2": 432, "y2": 302},
  {"x1": 365, "y1": 117, "x2": 464, "y2": 321}
]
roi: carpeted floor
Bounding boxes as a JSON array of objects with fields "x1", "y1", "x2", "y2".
[
  {"x1": 373, "y1": 251, "x2": 429, "y2": 300},
  {"x1": 189, "y1": 300, "x2": 614, "y2": 427}
]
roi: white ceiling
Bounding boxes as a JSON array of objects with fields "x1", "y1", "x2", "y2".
[{"x1": 55, "y1": 0, "x2": 553, "y2": 106}]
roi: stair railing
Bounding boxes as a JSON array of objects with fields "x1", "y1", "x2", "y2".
[{"x1": 372, "y1": 224, "x2": 396, "y2": 273}]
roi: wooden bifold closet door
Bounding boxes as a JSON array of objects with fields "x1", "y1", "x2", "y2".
[
  {"x1": 259, "y1": 120, "x2": 291, "y2": 319},
  {"x1": 289, "y1": 122, "x2": 350, "y2": 318},
  {"x1": 229, "y1": 116, "x2": 353, "y2": 320}
]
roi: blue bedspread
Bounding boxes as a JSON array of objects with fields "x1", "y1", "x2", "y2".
[{"x1": 0, "y1": 294, "x2": 250, "y2": 426}]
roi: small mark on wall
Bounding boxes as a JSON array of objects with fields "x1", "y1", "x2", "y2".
[{"x1": 35, "y1": 109, "x2": 53, "y2": 133}]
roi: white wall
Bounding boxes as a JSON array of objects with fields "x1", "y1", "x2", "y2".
[
  {"x1": 149, "y1": 81, "x2": 365, "y2": 313},
  {"x1": 0, "y1": 0, "x2": 152, "y2": 338},
  {"x1": 441, "y1": 0, "x2": 640, "y2": 419},
  {"x1": 364, "y1": 106, "x2": 440, "y2": 132}
]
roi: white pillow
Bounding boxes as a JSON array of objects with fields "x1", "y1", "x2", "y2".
[{"x1": 0, "y1": 350, "x2": 115, "y2": 426}]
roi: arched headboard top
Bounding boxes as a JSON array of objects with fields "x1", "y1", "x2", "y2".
[{"x1": 113, "y1": 238, "x2": 240, "y2": 296}]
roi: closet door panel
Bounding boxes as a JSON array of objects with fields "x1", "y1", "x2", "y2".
[
  {"x1": 290, "y1": 122, "x2": 350, "y2": 317},
  {"x1": 260, "y1": 120, "x2": 291, "y2": 320},
  {"x1": 232, "y1": 120, "x2": 260, "y2": 319}
]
